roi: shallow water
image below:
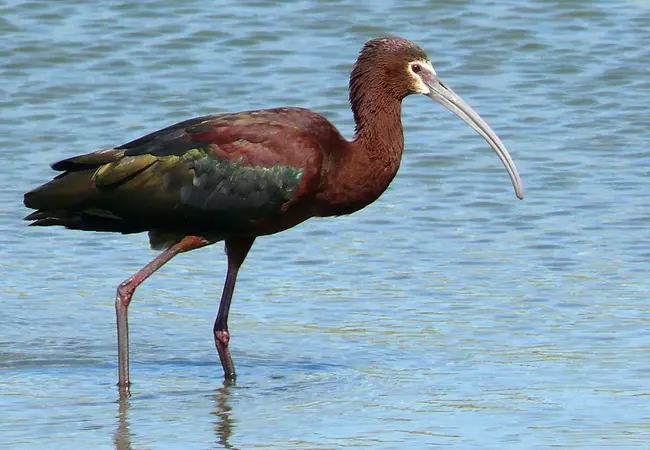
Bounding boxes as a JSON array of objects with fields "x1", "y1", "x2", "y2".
[{"x1": 2, "y1": 0, "x2": 650, "y2": 448}]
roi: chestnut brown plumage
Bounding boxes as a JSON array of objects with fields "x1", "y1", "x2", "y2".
[{"x1": 24, "y1": 36, "x2": 524, "y2": 396}]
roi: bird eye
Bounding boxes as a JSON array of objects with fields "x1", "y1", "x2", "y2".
[{"x1": 412, "y1": 63, "x2": 422, "y2": 73}]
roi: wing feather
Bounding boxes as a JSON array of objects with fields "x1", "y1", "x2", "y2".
[{"x1": 24, "y1": 108, "x2": 329, "y2": 236}]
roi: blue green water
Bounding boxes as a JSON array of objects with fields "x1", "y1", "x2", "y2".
[{"x1": 2, "y1": 0, "x2": 650, "y2": 448}]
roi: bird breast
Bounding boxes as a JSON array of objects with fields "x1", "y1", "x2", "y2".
[{"x1": 315, "y1": 149, "x2": 401, "y2": 217}]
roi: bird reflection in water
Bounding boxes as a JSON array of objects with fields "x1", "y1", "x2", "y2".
[
  {"x1": 211, "y1": 385, "x2": 237, "y2": 449},
  {"x1": 113, "y1": 398, "x2": 132, "y2": 450},
  {"x1": 111, "y1": 386, "x2": 237, "y2": 449}
]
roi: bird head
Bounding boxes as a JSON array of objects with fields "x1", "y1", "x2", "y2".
[{"x1": 351, "y1": 37, "x2": 524, "y2": 200}]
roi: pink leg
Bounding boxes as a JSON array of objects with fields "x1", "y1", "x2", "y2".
[
  {"x1": 214, "y1": 237, "x2": 255, "y2": 381},
  {"x1": 115, "y1": 235, "x2": 211, "y2": 397}
]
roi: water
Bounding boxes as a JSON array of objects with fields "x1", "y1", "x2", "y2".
[{"x1": 2, "y1": 0, "x2": 649, "y2": 448}]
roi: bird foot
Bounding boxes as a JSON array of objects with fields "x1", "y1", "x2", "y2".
[{"x1": 214, "y1": 330, "x2": 236, "y2": 380}]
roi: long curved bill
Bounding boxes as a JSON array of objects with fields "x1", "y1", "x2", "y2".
[{"x1": 424, "y1": 75, "x2": 524, "y2": 200}]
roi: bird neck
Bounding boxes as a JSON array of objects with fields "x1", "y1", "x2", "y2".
[
  {"x1": 352, "y1": 98, "x2": 404, "y2": 158},
  {"x1": 351, "y1": 87, "x2": 405, "y2": 174},
  {"x1": 313, "y1": 90, "x2": 405, "y2": 217},
  {"x1": 349, "y1": 52, "x2": 407, "y2": 148}
]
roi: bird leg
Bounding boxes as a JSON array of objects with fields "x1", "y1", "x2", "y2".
[
  {"x1": 115, "y1": 235, "x2": 211, "y2": 396},
  {"x1": 214, "y1": 237, "x2": 255, "y2": 381}
]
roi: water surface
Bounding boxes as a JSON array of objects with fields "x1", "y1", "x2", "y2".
[{"x1": 2, "y1": 0, "x2": 650, "y2": 448}]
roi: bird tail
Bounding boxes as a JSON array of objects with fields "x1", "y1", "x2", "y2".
[
  {"x1": 25, "y1": 169, "x2": 97, "y2": 225},
  {"x1": 23, "y1": 149, "x2": 146, "y2": 233}
]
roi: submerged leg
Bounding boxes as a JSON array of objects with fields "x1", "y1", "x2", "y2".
[
  {"x1": 115, "y1": 235, "x2": 211, "y2": 396},
  {"x1": 214, "y1": 236, "x2": 255, "y2": 381}
]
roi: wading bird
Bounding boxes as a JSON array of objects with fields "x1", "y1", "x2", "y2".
[{"x1": 24, "y1": 37, "x2": 524, "y2": 396}]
